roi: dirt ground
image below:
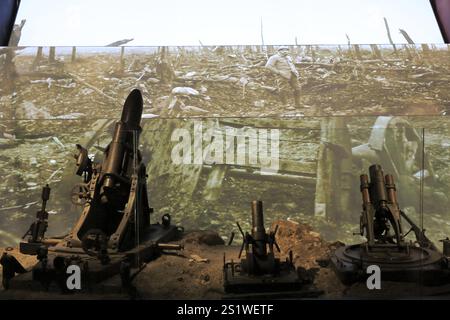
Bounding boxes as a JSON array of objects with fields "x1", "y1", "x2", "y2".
[
  {"x1": 2, "y1": 220, "x2": 450, "y2": 300},
  {"x1": 0, "y1": 220, "x2": 346, "y2": 300},
  {"x1": 1, "y1": 45, "x2": 450, "y2": 300}
]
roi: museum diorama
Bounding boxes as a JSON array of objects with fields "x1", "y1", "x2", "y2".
[{"x1": 1, "y1": 42, "x2": 450, "y2": 299}]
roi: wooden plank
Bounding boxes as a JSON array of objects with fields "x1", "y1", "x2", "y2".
[{"x1": 202, "y1": 166, "x2": 316, "y2": 186}]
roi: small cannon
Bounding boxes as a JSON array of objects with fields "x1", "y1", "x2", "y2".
[{"x1": 223, "y1": 200, "x2": 321, "y2": 297}]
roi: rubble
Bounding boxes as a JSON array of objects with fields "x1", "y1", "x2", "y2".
[
  {"x1": 2, "y1": 45, "x2": 448, "y2": 122},
  {"x1": 16, "y1": 101, "x2": 51, "y2": 119},
  {"x1": 0, "y1": 45, "x2": 449, "y2": 251},
  {"x1": 0, "y1": 221, "x2": 349, "y2": 299},
  {"x1": 171, "y1": 87, "x2": 200, "y2": 96},
  {"x1": 189, "y1": 254, "x2": 209, "y2": 263}
]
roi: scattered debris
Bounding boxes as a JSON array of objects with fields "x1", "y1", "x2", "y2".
[
  {"x1": 189, "y1": 254, "x2": 209, "y2": 263},
  {"x1": 171, "y1": 87, "x2": 200, "y2": 96},
  {"x1": 51, "y1": 137, "x2": 65, "y2": 150}
]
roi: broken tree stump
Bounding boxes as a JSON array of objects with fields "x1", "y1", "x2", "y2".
[
  {"x1": 0, "y1": 48, "x2": 18, "y2": 137},
  {"x1": 352, "y1": 45, "x2": 362, "y2": 60},
  {"x1": 71, "y1": 46, "x2": 77, "y2": 63},
  {"x1": 403, "y1": 45, "x2": 412, "y2": 60},
  {"x1": 155, "y1": 46, "x2": 175, "y2": 84},
  {"x1": 120, "y1": 46, "x2": 125, "y2": 74},
  {"x1": 370, "y1": 44, "x2": 382, "y2": 60},
  {"x1": 399, "y1": 29, "x2": 415, "y2": 44},
  {"x1": 383, "y1": 17, "x2": 397, "y2": 54},
  {"x1": 311, "y1": 46, "x2": 316, "y2": 61},
  {"x1": 421, "y1": 44, "x2": 431, "y2": 54},
  {"x1": 31, "y1": 46, "x2": 43, "y2": 71},
  {"x1": 49, "y1": 46, "x2": 56, "y2": 63},
  {"x1": 335, "y1": 45, "x2": 341, "y2": 57},
  {"x1": 314, "y1": 118, "x2": 352, "y2": 221}
]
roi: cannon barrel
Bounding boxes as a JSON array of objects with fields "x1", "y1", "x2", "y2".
[
  {"x1": 360, "y1": 174, "x2": 371, "y2": 206},
  {"x1": 369, "y1": 164, "x2": 388, "y2": 208},
  {"x1": 40, "y1": 184, "x2": 51, "y2": 212},
  {"x1": 360, "y1": 174, "x2": 375, "y2": 244},
  {"x1": 102, "y1": 89, "x2": 143, "y2": 189},
  {"x1": 121, "y1": 89, "x2": 143, "y2": 130},
  {"x1": 251, "y1": 200, "x2": 267, "y2": 256},
  {"x1": 385, "y1": 174, "x2": 398, "y2": 206}
]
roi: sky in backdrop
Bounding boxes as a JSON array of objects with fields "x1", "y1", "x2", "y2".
[{"x1": 15, "y1": 0, "x2": 443, "y2": 46}]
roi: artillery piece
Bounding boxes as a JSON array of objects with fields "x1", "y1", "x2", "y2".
[
  {"x1": 2, "y1": 89, "x2": 182, "y2": 292},
  {"x1": 223, "y1": 200, "x2": 321, "y2": 297},
  {"x1": 331, "y1": 164, "x2": 450, "y2": 286}
]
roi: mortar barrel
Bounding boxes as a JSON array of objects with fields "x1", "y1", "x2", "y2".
[
  {"x1": 251, "y1": 200, "x2": 267, "y2": 256},
  {"x1": 369, "y1": 164, "x2": 388, "y2": 206}
]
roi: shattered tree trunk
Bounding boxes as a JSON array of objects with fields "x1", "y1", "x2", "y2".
[
  {"x1": 383, "y1": 17, "x2": 397, "y2": 54},
  {"x1": 120, "y1": 46, "x2": 125, "y2": 74},
  {"x1": 314, "y1": 118, "x2": 353, "y2": 222},
  {"x1": 31, "y1": 46, "x2": 43, "y2": 70},
  {"x1": 352, "y1": 45, "x2": 362, "y2": 60},
  {"x1": 345, "y1": 34, "x2": 351, "y2": 56},
  {"x1": 260, "y1": 17, "x2": 265, "y2": 47},
  {"x1": 337, "y1": 45, "x2": 343, "y2": 57},
  {"x1": 410, "y1": 44, "x2": 418, "y2": 56},
  {"x1": 399, "y1": 29, "x2": 415, "y2": 45},
  {"x1": 311, "y1": 46, "x2": 316, "y2": 61},
  {"x1": 370, "y1": 44, "x2": 382, "y2": 60},
  {"x1": 71, "y1": 47, "x2": 77, "y2": 63},
  {"x1": 2, "y1": 49, "x2": 16, "y2": 89},
  {"x1": 156, "y1": 46, "x2": 175, "y2": 84},
  {"x1": 1, "y1": 49, "x2": 18, "y2": 136},
  {"x1": 49, "y1": 47, "x2": 56, "y2": 63},
  {"x1": 403, "y1": 44, "x2": 412, "y2": 60},
  {"x1": 304, "y1": 45, "x2": 316, "y2": 60},
  {"x1": 421, "y1": 44, "x2": 430, "y2": 54}
]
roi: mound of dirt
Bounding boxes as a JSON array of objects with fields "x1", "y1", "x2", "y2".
[
  {"x1": 270, "y1": 220, "x2": 347, "y2": 297},
  {"x1": 0, "y1": 223, "x2": 348, "y2": 299}
]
